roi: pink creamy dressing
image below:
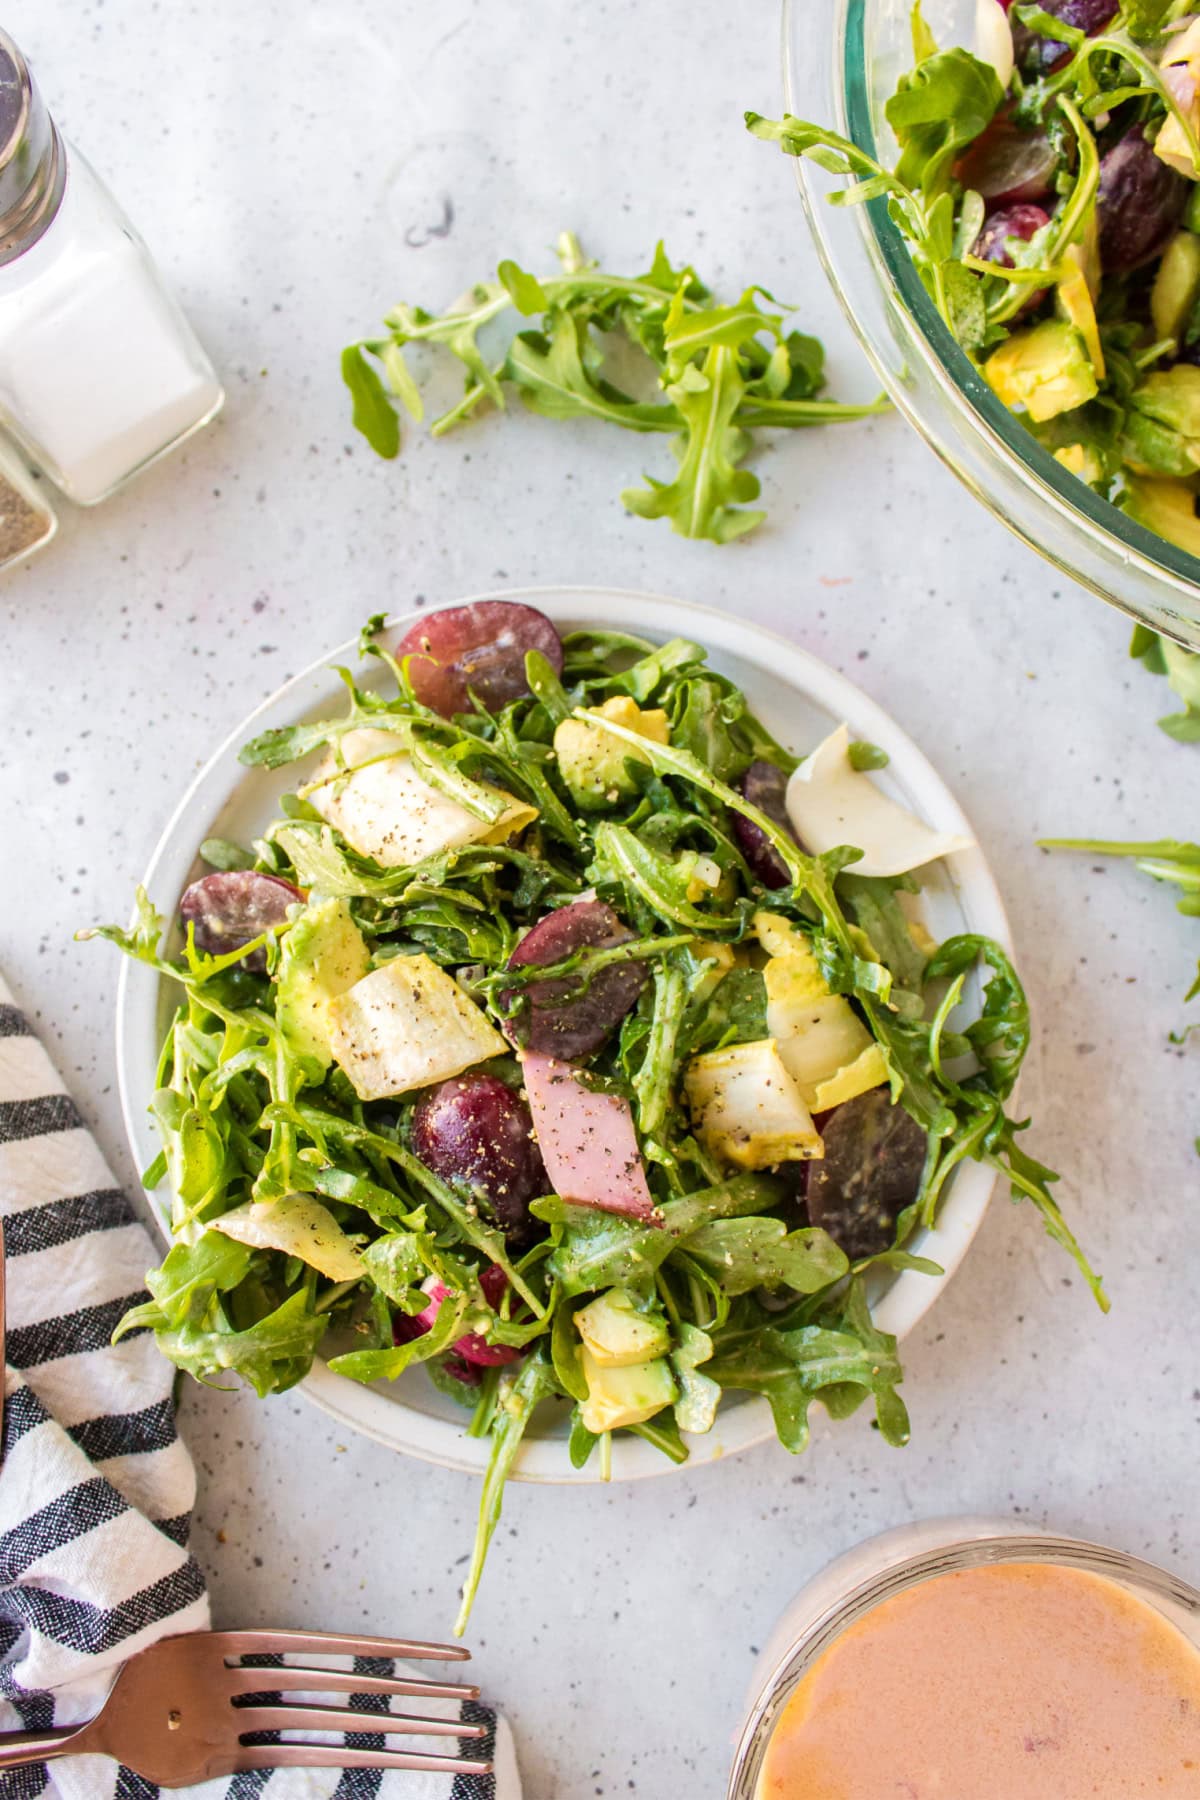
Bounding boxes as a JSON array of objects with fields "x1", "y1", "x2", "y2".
[{"x1": 759, "y1": 1562, "x2": 1200, "y2": 1798}]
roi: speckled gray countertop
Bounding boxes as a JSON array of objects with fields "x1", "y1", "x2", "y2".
[{"x1": 1, "y1": 3, "x2": 1197, "y2": 1795}]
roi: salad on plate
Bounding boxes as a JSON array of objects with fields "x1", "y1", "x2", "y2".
[
  {"x1": 751, "y1": 0, "x2": 1200, "y2": 560},
  {"x1": 86, "y1": 600, "x2": 1102, "y2": 1628}
]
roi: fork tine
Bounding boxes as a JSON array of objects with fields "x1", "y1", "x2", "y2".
[
  {"x1": 233, "y1": 1745, "x2": 492, "y2": 1775},
  {"x1": 223, "y1": 1662, "x2": 480, "y2": 1701},
  {"x1": 236, "y1": 1703, "x2": 487, "y2": 1738},
  {"x1": 211, "y1": 1629, "x2": 469, "y2": 1663}
]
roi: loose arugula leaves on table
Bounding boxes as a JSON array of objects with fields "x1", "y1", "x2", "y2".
[
  {"x1": 748, "y1": 1, "x2": 1200, "y2": 561},
  {"x1": 343, "y1": 232, "x2": 887, "y2": 542},
  {"x1": 1130, "y1": 627, "x2": 1200, "y2": 744},
  {"x1": 83, "y1": 617, "x2": 1102, "y2": 1634},
  {"x1": 1039, "y1": 833, "x2": 1200, "y2": 1006}
]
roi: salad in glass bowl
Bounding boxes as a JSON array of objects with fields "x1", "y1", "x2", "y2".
[
  {"x1": 754, "y1": 0, "x2": 1200, "y2": 642},
  {"x1": 85, "y1": 599, "x2": 1101, "y2": 1628}
]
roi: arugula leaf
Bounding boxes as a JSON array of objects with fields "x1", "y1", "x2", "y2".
[
  {"x1": 538, "y1": 1172, "x2": 786, "y2": 1296},
  {"x1": 683, "y1": 1217, "x2": 849, "y2": 1295},
  {"x1": 507, "y1": 311, "x2": 675, "y2": 432},
  {"x1": 455, "y1": 1352, "x2": 559, "y2": 1635},
  {"x1": 1131, "y1": 628, "x2": 1200, "y2": 742},
  {"x1": 341, "y1": 345, "x2": 401, "y2": 459},
  {"x1": 885, "y1": 49, "x2": 1004, "y2": 195},
  {"x1": 671, "y1": 1322, "x2": 721, "y2": 1434},
  {"x1": 114, "y1": 1231, "x2": 253, "y2": 1340},
  {"x1": 622, "y1": 342, "x2": 763, "y2": 542},
  {"x1": 497, "y1": 258, "x2": 549, "y2": 315},
  {"x1": 345, "y1": 236, "x2": 881, "y2": 542},
  {"x1": 153, "y1": 1290, "x2": 329, "y2": 1399},
  {"x1": 680, "y1": 968, "x2": 769, "y2": 1057},
  {"x1": 329, "y1": 1290, "x2": 468, "y2": 1383},
  {"x1": 1039, "y1": 834, "x2": 1200, "y2": 1010},
  {"x1": 925, "y1": 934, "x2": 1029, "y2": 1099},
  {"x1": 706, "y1": 1279, "x2": 907, "y2": 1453}
]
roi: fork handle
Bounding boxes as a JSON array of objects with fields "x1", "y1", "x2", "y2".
[{"x1": 0, "y1": 1726, "x2": 91, "y2": 1768}]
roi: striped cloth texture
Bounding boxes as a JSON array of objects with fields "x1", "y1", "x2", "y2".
[{"x1": 0, "y1": 975, "x2": 517, "y2": 1800}]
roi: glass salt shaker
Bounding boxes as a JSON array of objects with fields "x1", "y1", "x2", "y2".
[{"x1": 0, "y1": 29, "x2": 223, "y2": 505}]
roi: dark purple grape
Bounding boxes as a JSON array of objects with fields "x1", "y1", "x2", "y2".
[
  {"x1": 732, "y1": 761, "x2": 801, "y2": 890},
  {"x1": 1012, "y1": 0, "x2": 1116, "y2": 73},
  {"x1": 972, "y1": 204, "x2": 1051, "y2": 268},
  {"x1": 179, "y1": 870, "x2": 303, "y2": 971},
  {"x1": 956, "y1": 124, "x2": 1057, "y2": 204},
  {"x1": 501, "y1": 899, "x2": 647, "y2": 1059},
  {"x1": 805, "y1": 1088, "x2": 927, "y2": 1261},
  {"x1": 395, "y1": 600, "x2": 563, "y2": 716},
  {"x1": 1098, "y1": 130, "x2": 1187, "y2": 274},
  {"x1": 411, "y1": 1073, "x2": 546, "y2": 1240}
]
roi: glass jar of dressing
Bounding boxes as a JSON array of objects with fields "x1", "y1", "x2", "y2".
[
  {"x1": 729, "y1": 1518, "x2": 1200, "y2": 1799},
  {"x1": 0, "y1": 29, "x2": 223, "y2": 505}
]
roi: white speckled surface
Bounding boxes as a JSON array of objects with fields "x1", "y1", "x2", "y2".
[{"x1": 1, "y1": 4, "x2": 1197, "y2": 1796}]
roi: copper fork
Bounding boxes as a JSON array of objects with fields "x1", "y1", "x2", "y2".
[{"x1": 0, "y1": 1629, "x2": 491, "y2": 1786}]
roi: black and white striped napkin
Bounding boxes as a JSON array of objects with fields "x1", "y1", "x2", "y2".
[{"x1": 0, "y1": 975, "x2": 518, "y2": 1800}]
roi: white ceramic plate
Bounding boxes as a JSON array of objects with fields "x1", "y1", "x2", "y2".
[{"x1": 116, "y1": 587, "x2": 1011, "y2": 1483}]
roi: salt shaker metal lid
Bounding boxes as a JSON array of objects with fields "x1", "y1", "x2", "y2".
[{"x1": 0, "y1": 28, "x2": 64, "y2": 265}]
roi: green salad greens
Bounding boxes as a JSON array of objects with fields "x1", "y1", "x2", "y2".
[
  {"x1": 751, "y1": 1, "x2": 1200, "y2": 749},
  {"x1": 84, "y1": 601, "x2": 1102, "y2": 1631},
  {"x1": 342, "y1": 232, "x2": 887, "y2": 543},
  {"x1": 1041, "y1": 829, "x2": 1200, "y2": 1000},
  {"x1": 750, "y1": 2, "x2": 1200, "y2": 546},
  {"x1": 1131, "y1": 622, "x2": 1200, "y2": 738}
]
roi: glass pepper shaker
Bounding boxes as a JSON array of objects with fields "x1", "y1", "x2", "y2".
[{"x1": 0, "y1": 28, "x2": 223, "y2": 505}]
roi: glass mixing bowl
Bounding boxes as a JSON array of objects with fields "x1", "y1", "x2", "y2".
[{"x1": 781, "y1": 0, "x2": 1200, "y2": 648}]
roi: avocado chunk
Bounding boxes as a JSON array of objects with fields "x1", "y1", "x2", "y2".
[
  {"x1": 575, "y1": 1289, "x2": 671, "y2": 1368},
  {"x1": 1122, "y1": 475, "x2": 1200, "y2": 557},
  {"x1": 1052, "y1": 442, "x2": 1106, "y2": 485},
  {"x1": 553, "y1": 696, "x2": 669, "y2": 811},
  {"x1": 276, "y1": 898, "x2": 370, "y2": 1068},
  {"x1": 1123, "y1": 367, "x2": 1200, "y2": 478},
  {"x1": 984, "y1": 320, "x2": 1098, "y2": 423},
  {"x1": 579, "y1": 1347, "x2": 678, "y2": 1434},
  {"x1": 1152, "y1": 232, "x2": 1200, "y2": 345}
]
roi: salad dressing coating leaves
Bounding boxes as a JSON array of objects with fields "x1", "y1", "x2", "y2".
[
  {"x1": 84, "y1": 610, "x2": 1103, "y2": 1629},
  {"x1": 749, "y1": 0, "x2": 1200, "y2": 716}
]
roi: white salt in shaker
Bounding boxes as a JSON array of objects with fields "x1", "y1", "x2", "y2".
[{"x1": 0, "y1": 30, "x2": 223, "y2": 505}]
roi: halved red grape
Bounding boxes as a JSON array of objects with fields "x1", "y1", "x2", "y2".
[
  {"x1": 733, "y1": 761, "x2": 800, "y2": 890},
  {"x1": 501, "y1": 899, "x2": 647, "y2": 1060},
  {"x1": 395, "y1": 600, "x2": 563, "y2": 716},
  {"x1": 179, "y1": 870, "x2": 303, "y2": 971},
  {"x1": 972, "y1": 204, "x2": 1051, "y2": 268},
  {"x1": 956, "y1": 123, "x2": 1057, "y2": 204},
  {"x1": 1099, "y1": 130, "x2": 1187, "y2": 273},
  {"x1": 411, "y1": 1073, "x2": 546, "y2": 1241},
  {"x1": 805, "y1": 1088, "x2": 927, "y2": 1260}
]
